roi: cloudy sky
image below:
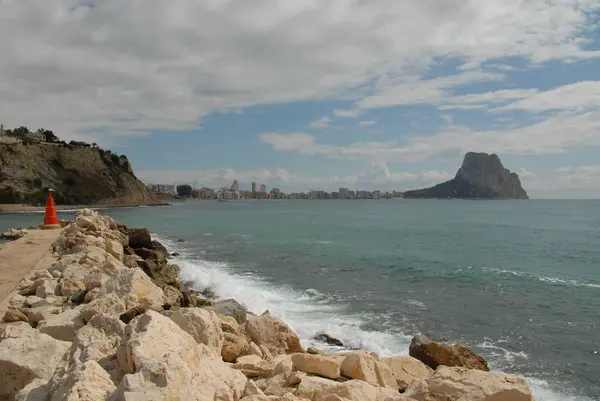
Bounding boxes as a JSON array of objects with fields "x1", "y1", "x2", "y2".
[{"x1": 1, "y1": 0, "x2": 600, "y2": 198}]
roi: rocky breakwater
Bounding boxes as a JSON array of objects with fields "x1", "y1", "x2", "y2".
[{"x1": 0, "y1": 209, "x2": 537, "y2": 401}]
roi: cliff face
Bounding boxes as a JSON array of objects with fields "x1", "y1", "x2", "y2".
[
  {"x1": 0, "y1": 142, "x2": 155, "y2": 205},
  {"x1": 403, "y1": 152, "x2": 529, "y2": 199}
]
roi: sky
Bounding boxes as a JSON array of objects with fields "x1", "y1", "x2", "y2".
[{"x1": 1, "y1": 1, "x2": 600, "y2": 198}]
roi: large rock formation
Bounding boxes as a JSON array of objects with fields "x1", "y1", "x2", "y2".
[
  {"x1": 403, "y1": 152, "x2": 529, "y2": 199},
  {"x1": 0, "y1": 141, "x2": 155, "y2": 205}
]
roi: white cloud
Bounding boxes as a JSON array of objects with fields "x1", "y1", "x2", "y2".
[
  {"x1": 333, "y1": 109, "x2": 361, "y2": 118},
  {"x1": 520, "y1": 165, "x2": 600, "y2": 198},
  {"x1": 261, "y1": 111, "x2": 600, "y2": 162},
  {"x1": 1, "y1": 0, "x2": 599, "y2": 143},
  {"x1": 308, "y1": 116, "x2": 331, "y2": 129},
  {"x1": 438, "y1": 104, "x2": 486, "y2": 111},
  {"x1": 359, "y1": 120, "x2": 377, "y2": 126}
]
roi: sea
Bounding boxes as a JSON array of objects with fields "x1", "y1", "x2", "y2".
[{"x1": 1, "y1": 199, "x2": 599, "y2": 400}]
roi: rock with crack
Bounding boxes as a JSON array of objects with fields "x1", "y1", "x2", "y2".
[
  {"x1": 380, "y1": 355, "x2": 433, "y2": 391},
  {"x1": 166, "y1": 308, "x2": 224, "y2": 355},
  {"x1": 245, "y1": 311, "x2": 303, "y2": 356},
  {"x1": 49, "y1": 360, "x2": 116, "y2": 401},
  {"x1": 404, "y1": 366, "x2": 534, "y2": 401},
  {"x1": 409, "y1": 335, "x2": 489, "y2": 371},
  {"x1": 0, "y1": 325, "x2": 70, "y2": 399},
  {"x1": 292, "y1": 353, "x2": 341, "y2": 380},
  {"x1": 38, "y1": 307, "x2": 86, "y2": 342},
  {"x1": 339, "y1": 352, "x2": 397, "y2": 389}
]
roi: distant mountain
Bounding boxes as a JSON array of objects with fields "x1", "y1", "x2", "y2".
[
  {"x1": 403, "y1": 152, "x2": 529, "y2": 199},
  {"x1": 0, "y1": 139, "x2": 156, "y2": 205}
]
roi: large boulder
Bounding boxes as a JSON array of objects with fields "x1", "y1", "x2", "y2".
[
  {"x1": 49, "y1": 314, "x2": 126, "y2": 386},
  {"x1": 409, "y1": 335, "x2": 489, "y2": 371},
  {"x1": 245, "y1": 311, "x2": 303, "y2": 356},
  {"x1": 81, "y1": 294, "x2": 127, "y2": 323},
  {"x1": 405, "y1": 366, "x2": 534, "y2": 401},
  {"x1": 38, "y1": 307, "x2": 86, "y2": 342},
  {"x1": 210, "y1": 298, "x2": 247, "y2": 324},
  {"x1": 116, "y1": 310, "x2": 202, "y2": 375},
  {"x1": 166, "y1": 308, "x2": 224, "y2": 354},
  {"x1": 128, "y1": 228, "x2": 152, "y2": 249},
  {"x1": 13, "y1": 378, "x2": 47, "y2": 401},
  {"x1": 136, "y1": 260, "x2": 180, "y2": 289},
  {"x1": 292, "y1": 353, "x2": 341, "y2": 380},
  {"x1": 380, "y1": 355, "x2": 433, "y2": 391},
  {"x1": 97, "y1": 268, "x2": 166, "y2": 309},
  {"x1": 339, "y1": 352, "x2": 397, "y2": 389},
  {"x1": 48, "y1": 360, "x2": 116, "y2": 401},
  {"x1": 0, "y1": 327, "x2": 70, "y2": 399}
]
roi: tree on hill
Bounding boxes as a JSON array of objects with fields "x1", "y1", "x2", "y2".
[{"x1": 177, "y1": 184, "x2": 193, "y2": 197}]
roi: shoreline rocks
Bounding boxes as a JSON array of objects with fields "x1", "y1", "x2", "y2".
[{"x1": 0, "y1": 209, "x2": 535, "y2": 401}]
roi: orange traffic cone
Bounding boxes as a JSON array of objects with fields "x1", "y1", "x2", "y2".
[{"x1": 41, "y1": 192, "x2": 61, "y2": 230}]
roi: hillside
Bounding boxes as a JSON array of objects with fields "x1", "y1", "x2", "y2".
[
  {"x1": 0, "y1": 141, "x2": 155, "y2": 205},
  {"x1": 403, "y1": 152, "x2": 529, "y2": 199}
]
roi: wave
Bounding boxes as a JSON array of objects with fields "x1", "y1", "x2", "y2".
[
  {"x1": 481, "y1": 267, "x2": 600, "y2": 289},
  {"x1": 153, "y1": 234, "x2": 592, "y2": 401}
]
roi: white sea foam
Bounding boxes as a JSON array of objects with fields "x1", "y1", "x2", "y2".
[
  {"x1": 482, "y1": 267, "x2": 600, "y2": 290},
  {"x1": 155, "y1": 234, "x2": 591, "y2": 401}
]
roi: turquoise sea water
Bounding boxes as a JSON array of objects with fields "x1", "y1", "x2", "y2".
[{"x1": 2, "y1": 200, "x2": 599, "y2": 400}]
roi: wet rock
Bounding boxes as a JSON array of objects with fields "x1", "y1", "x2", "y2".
[
  {"x1": 409, "y1": 335, "x2": 489, "y2": 371},
  {"x1": 201, "y1": 287, "x2": 218, "y2": 299},
  {"x1": 150, "y1": 239, "x2": 168, "y2": 253},
  {"x1": 134, "y1": 247, "x2": 167, "y2": 263},
  {"x1": 177, "y1": 238, "x2": 185, "y2": 243},
  {"x1": 171, "y1": 252, "x2": 180, "y2": 257},
  {"x1": 307, "y1": 347, "x2": 323, "y2": 355},
  {"x1": 210, "y1": 298, "x2": 247, "y2": 324},
  {"x1": 70, "y1": 290, "x2": 87, "y2": 305},
  {"x1": 314, "y1": 333, "x2": 344, "y2": 347},
  {"x1": 136, "y1": 259, "x2": 180, "y2": 289},
  {"x1": 163, "y1": 285, "x2": 183, "y2": 307},
  {"x1": 128, "y1": 228, "x2": 152, "y2": 249}
]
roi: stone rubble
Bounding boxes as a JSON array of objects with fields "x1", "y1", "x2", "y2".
[{"x1": 0, "y1": 209, "x2": 537, "y2": 401}]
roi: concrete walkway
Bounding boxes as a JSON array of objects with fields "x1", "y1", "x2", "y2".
[{"x1": 0, "y1": 229, "x2": 63, "y2": 313}]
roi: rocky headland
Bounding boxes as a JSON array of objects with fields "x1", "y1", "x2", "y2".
[
  {"x1": 0, "y1": 139, "x2": 155, "y2": 205},
  {"x1": 0, "y1": 210, "x2": 536, "y2": 400},
  {"x1": 403, "y1": 152, "x2": 529, "y2": 199}
]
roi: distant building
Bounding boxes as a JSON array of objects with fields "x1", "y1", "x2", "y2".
[
  {"x1": 231, "y1": 180, "x2": 240, "y2": 192},
  {"x1": 339, "y1": 187, "x2": 349, "y2": 199},
  {"x1": 260, "y1": 184, "x2": 266, "y2": 193},
  {"x1": 252, "y1": 182, "x2": 257, "y2": 198}
]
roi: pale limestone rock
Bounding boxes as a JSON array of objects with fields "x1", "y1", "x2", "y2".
[
  {"x1": 0, "y1": 328, "x2": 70, "y2": 399},
  {"x1": 98, "y1": 268, "x2": 166, "y2": 310},
  {"x1": 59, "y1": 277, "x2": 87, "y2": 297},
  {"x1": 221, "y1": 315, "x2": 240, "y2": 334},
  {"x1": 223, "y1": 332, "x2": 250, "y2": 362},
  {"x1": 17, "y1": 279, "x2": 37, "y2": 296},
  {"x1": 245, "y1": 311, "x2": 303, "y2": 357},
  {"x1": 292, "y1": 353, "x2": 341, "y2": 379},
  {"x1": 340, "y1": 352, "x2": 397, "y2": 388},
  {"x1": 28, "y1": 295, "x2": 66, "y2": 308},
  {"x1": 0, "y1": 322, "x2": 33, "y2": 341},
  {"x1": 34, "y1": 270, "x2": 53, "y2": 280},
  {"x1": 233, "y1": 354, "x2": 276, "y2": 378},
  {"x1": 117, "y1": 310, "x2": 200, "y2": 375},
  {"x1": 38, "y1": 307, "x2": 86, "y2": 342},
  {"x1": 49, "y1": 360, "x2": 116, "y2": 401},
  {"x1": 13, "y1": 378, "x2": 47, "y2": 401},
  {"x1": 272, "y1": 354, "x2": 293, "y2": 378},
  {"x1": 288, "y1": 371, "x2": 306, "y2": 386},
  {"x1": 163, "y1": 285, "x2": 182, "y2": 306},
  {"x1": 81, "y1": 294, "x2": 127, "y2": 323},
  {"x1": 262, "y1": 374, "x2": 291, "y2": 396},
  {"x1": 24, "y1": 296, "x2": 43, "y2": 307},
  {"x1": 167, "y1": 308, "x2": 224, "y2": 354},
  {"x1": 27, "y1": 306, "x2": 61, "y2": 325},
  {"x1": 35, "y1": 278, "x2": 59, "y2": 298},
  {"x1": 247, "y1": 341, "x2": 263, "y2": 358},
  {"x1": 380, "y1": 355, "x2": 433, "y2": 391},
  {"x1": 50, "y1": 314, "x2": 126, "y2": 386},
  {"x1": 84, "y1": 271, "x2": 111, "y2": 291},
  {"x1": 314, "y1": 379, "x2": 381, "y2": 401},
  {"x1": 85, "y1": 288, "x2": 102, "y2": 303},
  {"x1": 9, "y1": 294, "x2": 28, "y2": 309},
  {"x1": 260, "y1": 344, "x2": 274, "y2": 361},
  {"x1": 79, "y1": 246, "x2": 111, "y2": 267},
  {"x1": 296, "y1": 375, "x2": 341, "y2": 400},
  {"x1": 106, "y1": 239, "x2": 124, "y2": 261},
  {"x1": 191, "y1": 355, "x2": 248, "y2": 401},
  {"x1": 376, "y1": 387, "x2": 408, "y2": 401},
  {"x1": 109, "y1": 352, "x2": 195, "y2": 401},
  {"x1": 51, "y1": 270, "x2": 62, "y2": 279},
  {"x1": 404, "y1": 366, "x2": 535, "y2": 401},
  {"x1": 244, "y1": 380, "x2": 266, "y2": 397}
]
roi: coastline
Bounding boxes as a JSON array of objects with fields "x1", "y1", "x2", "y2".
[
  {"x1": 0, "y1": 209, "x2": 537, "y2": 400},
  {"x1": 0, "y1": 202, "x2": 172, "y2": 214}
]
